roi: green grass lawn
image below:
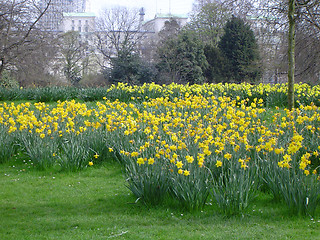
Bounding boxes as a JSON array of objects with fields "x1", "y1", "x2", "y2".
[{"x1": 1, "y1": 158, "x2": 320, "y2": 240}]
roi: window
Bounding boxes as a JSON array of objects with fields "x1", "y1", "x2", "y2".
[
  {"x1": 85, "y1": 27, "x2": 88, "y2": 32},
  {"x1": 72, "y1": 20, "x2": 74, "y2": 24},
  {"x1": 78, "y1": 26, "x2": 81, "y2": 32},
  {"x1": 85, "y1": 20, "x2": 88, "y2": 25},
  {"x1": 79, "y1": 20, "x2": 81, "y2": 24},
  {"x1": 72, "y1": 26, "x2": 74, "y2": 31}
]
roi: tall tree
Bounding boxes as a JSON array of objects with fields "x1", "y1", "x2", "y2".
[
  {"x1": 95, "y1": 7, "x2": 143, "y2": 69},
  {"x1": 257, "y1": 0, "x2": 320, "y2": 84},
  {"x1": 158, "y1": 18, "x2": 182, "y2": 42},
  {"x1": 108, "y1": 49, "x2": 157, "y2": 85},
  {"x1": 186, "y1": 2, "x2": 231, "y2": 47},
  {"x1": 193, "y1": 0, "x2": 256, "y2": 18},
  {"x1": 218, "y1": 16, "x2": 261, "y2": 83},
  {"x1": 156, "y1": 31, "x2": 208, "y2": 84},
  {"x1": 0, "y1": 0, "x2": 52, "y2": 81},
  {"x1": 203, "y1": 44, "x2": 228, "y2": 83},
  {"x1": 14, "y1": 34, "x2": 59, "y2": 86},
  {"x1": 60, "y1": 31, "x2": 89, "y2": 86}
]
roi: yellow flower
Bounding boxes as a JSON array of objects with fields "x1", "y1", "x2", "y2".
[
  {"x1": 94, "y1": 153, "x2": 99, "y2": 159},
  {"x1": 241, "y1": 163, "x2": 247, "y2": 169},
  {"x1": 183, "y1": 170, "x2": 190, "y2": 176},
  {"x1": 124, "y1": 130, "x2": 130, "y2": 135},
  {"x1": 108, "y1": 148, "x2": 113, "y2": 152},
  {"x1": 224, "y1": 153, "x2": 232, "y2": 160},
  {"x1": 283, "y1": 154, "x2": 292, "y2": 162},
  {"x1": 176, "y1": 161, "x2": 183, "y2": 169},
  {"x1": 274, "y1": 148, "x2": 284, "y2": 154},
  {"x1": 186, "y1": 155, "x2": 194, "y2": 163},
  {"x1": 137, "y1": 158, "x2": 145, "y2": 165},
  {"x1": 169, "y1": 145, "x2": 177, "y2": 151},
  {"x1": 131, "y1": 152, "x2": 139, "y2": 157},
  {"x1": 88, "y1": 161, "x2": 93, "y2": 166},
  {"x1": 216, "y1": 160, "x2": 222, "y2": 167},
  {"x1": 8, "y1": 126, "x2": 17, "y2": 133},
  {"x1": 178, "y1": 169, "x2": 183, "y2": 174},
  {"x1": 203, "y1": 148, "x2": 212, "y2": 156},
  {"x1": 148, "y1": 158, "x2": 155, "y2": 165},
  {"x1": 304, "y1": 170, "x2": 310, "y2": 176},
  {"x1": 283, "y1": 162, "x2": 290, "y2": 168},
  {"x1": 278, "y1": 161, "x2": 284, "y2": 168}
]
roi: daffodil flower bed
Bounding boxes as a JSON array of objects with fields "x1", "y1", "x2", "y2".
[
  {"x1": 1, "y1": 82, "x2": 320, "y2": 107},
  {"x1": 0, "y1": 83, "x2": 320, "y2": 215}
]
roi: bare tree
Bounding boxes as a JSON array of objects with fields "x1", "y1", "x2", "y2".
[
  {"x1": 294, "y1": 23, "x2": 320, "y2": 84},
  {"x1": 14, "y1": 31, "x2": 59, "y2": 86},
  {"x1": 193, "y1": 0, "x2": 257, "y2": 17},
  {"x1": 57, "y1": 31, "x2": 91, "y2": 86},
  {"x1": 257, "y1": 0, "x2": 320, "y2": 108},
  {"x1": 94, "y1": 7, "x2": 143, "y2": 69},
  {"x1": 187, "y1": 2, "x2": 232, "y2": 47},
  {"x1": 295, "y1": 1, "x2": 320, "y2": 84},
  {"x1": 0, "y1": 0, "x2": 52, "y2": 81}
]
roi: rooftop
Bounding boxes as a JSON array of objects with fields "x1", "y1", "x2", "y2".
[
  {"x1": 154, "y1": 13, "x2": 188, "y2": 19},
  {"x1": 63, "y1": 12, "x2": 96, "y2": 17}
]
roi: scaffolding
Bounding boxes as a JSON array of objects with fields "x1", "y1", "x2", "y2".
[{"x1": 40, "y1": 0, "x2": 87, "y2": 31}]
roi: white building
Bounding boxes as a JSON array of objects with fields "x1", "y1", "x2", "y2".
[
  {"x1": 60, "y1": 12, "x2": 96, "y2": 34},
  {"x1": 40, "y1": 0, "x2": 88, "y2": 31},
  {"x1": 142, "y1": 13, "x2": 188, "y2": 34}
]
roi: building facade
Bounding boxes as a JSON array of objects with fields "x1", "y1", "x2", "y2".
[
  {"x1": 40, "y1": 0, "x2": 88, "y2": 31},
  {"x1": 61, "y1": 12, "x2": 95, "y2": 33}
]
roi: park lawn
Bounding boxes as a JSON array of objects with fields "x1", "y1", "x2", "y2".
[{"x1": 1, "y1": 157, "x2": 320, "y2": 240}]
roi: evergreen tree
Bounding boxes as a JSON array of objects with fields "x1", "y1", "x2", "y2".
[
  {"x1": 108, "y1": 49, "x2": 157, "y2": 85},
  {"x1": 218, "y1": 16, "x2": 261, "y2": 83},
  {"x1": 156, "y1": 32, "x2": 208, "y2": 84},
  {"x1": 203, "y1": 44, "x2": 228, "y2": 83}
]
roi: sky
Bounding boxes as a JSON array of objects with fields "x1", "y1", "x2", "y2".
[{"x1": 88, "y1": 0, "x2": 195, "y2": 20}]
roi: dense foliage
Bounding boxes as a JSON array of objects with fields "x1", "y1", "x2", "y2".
[
  {"x1": 186, "y1": 2, "x2": 231, "y2": 47},
  {"x1": 107, "y1": 50, "x2": 157, "y2": 85},
  {"x1": 156, "y1": 32, "x2": 208, "y2": 84},
  {"x1": 218, "y1": 16, "x2": 262, "y2": 83}
]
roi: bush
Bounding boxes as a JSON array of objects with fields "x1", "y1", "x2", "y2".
[{"x1": 0, "y1": 70, "x2": 19, "y2": 88}]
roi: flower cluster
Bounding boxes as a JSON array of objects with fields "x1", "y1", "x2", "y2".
[{"x1": 1, "y1": 82, "x2": 320, "y2": 215}]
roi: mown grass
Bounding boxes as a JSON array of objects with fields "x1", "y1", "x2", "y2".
[{"x1": 1, "y1": 156, "x2": 320, "y2": 240}]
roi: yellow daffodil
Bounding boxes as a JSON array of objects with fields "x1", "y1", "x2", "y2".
[
  {"x1": 176, "y1": 161, "x2": 183, "y2": 169},
  {"x1": 216, "y1": 160, "x2": 222, "y2": 167}
]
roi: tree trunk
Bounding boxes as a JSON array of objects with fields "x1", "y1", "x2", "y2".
[
  {"x1": 0, "y1": 57, "x2": 5, "y2": 81},
  {"x1": 288, "y1": 0, "x2": 296, "y2": 110}
]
